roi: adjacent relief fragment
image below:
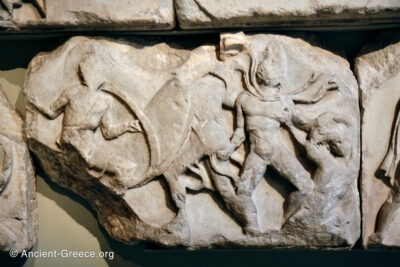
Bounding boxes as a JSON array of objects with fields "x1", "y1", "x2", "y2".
[
  {"x1": 1, "y1": 0, "x2": 175, "y2": 30},
  {"x1": 357, "y1": 38, "x2": 400, "y2": 248},
  {"x1": 0, "y1": 86, "x2": 37, "y2": 252},
  {"x1": 0, "y1": 0, "x2": 45, "y2": 28},
  {"x1": 25, "y1": 33, "x2": 360, "y2": 248},
  {"x1": 176, "y1": 0, "x2": 400, "y2": 29}
]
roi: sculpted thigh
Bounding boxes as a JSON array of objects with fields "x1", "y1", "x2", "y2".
[{"x1": 252, "y1": 135, "x2": 275, "y2": 160}]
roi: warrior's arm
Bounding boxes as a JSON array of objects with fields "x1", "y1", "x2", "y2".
[
  {"x1": 100, "y1": 108, "x2": 141, "y2": 140},
  {"x1": 292, "y1": 73, "x2": 339, "y2": 104},
  {"x1": 32, "y1": 89, "x2": 70, "y2": 119},
  {"x1": 288, "y1": 125, "x2": 324, "y2": 165},
  {"x1": 304, "y1": 142, "x2": 326, "y2": 166},
  {"x1": 283, "y1": 97, "x2": 312, "y2": 131},
  {"x1": 230, "y1": 97, "x2": 246, "y2": 148},
  {"x1": 291, "y1": 105, "x2": 312, "y2": 131}
]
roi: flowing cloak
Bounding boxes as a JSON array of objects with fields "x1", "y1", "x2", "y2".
[{"x1": 379, "y1": 109, "x2": 400, "y2": 187}]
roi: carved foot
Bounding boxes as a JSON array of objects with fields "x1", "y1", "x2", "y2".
[
  {"x1": 163, "y1": 217, "x2": 187, "y2": 233},
  {"x1": 162, "y1": 213, "x2": 190, "y2": 240},
  {"x1": 116, "y1": 162, "x2": 141, "y2": 189},
  {"x1": 243, "y1": 225, "x2": 263, "y2": 236}
]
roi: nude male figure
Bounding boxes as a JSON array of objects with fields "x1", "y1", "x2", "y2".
[
  {"x1": 288, "y1": 112, "x2": 355, "y2": 218},
  {"x1": 220, "y1": 89, "x2": 314, "y2": 233},
  {"x1": 32, "y1": 62, "x2": 142, "y2": 194},
  {"x1": 217, "y1": 42, "x2": 338, "y2": 233}
]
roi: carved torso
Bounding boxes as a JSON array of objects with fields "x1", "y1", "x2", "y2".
[
  {"x1": 239, "y1": 92, "x2": 291, "y2": 134},
  {"x1": 63, "y1": 88, "x2": 113, "y2": 129}
]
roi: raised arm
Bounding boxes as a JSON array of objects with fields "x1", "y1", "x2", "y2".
[
  {"x1": 292, "y1": 73, "x2": 340, "y2": 105},
  {"x1": 291, "y1": 106, "x2": 312, "y2": 132},
  {"x1": 282, "y1": 97, "x2": 312, "y2": 132}
]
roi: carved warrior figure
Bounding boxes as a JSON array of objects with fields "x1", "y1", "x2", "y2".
[
  {"x1": 288, "y1": 112, "x2": 355, "y2": 221},
  {"x1": 371, "y1": 104, "x2": 400, "y2": 242},
  {"x1": 158, "y1": 33, "x2": 348, "y2": 236},
  {"x1": 31, "y1": 58, "x2": 142, "y2": 195},
  {"x1": 216, "y1": 34, "x2": 343, "y2": 233}
]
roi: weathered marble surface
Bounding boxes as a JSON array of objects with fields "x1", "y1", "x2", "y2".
[
  {"x1": 357, "y1": 38, "x2": 400, "y2": 248},
  {"x1": 0, "y1": 85, "x2": 37, "y2": 252},
  {"x1": 176, "y1": 0, "x2": 400, "y2": 29},
  {"x1": 1, "y1": 0, "x2": 175, "y2": 30},
  {"x1": 2, "y1": 0, "x2": 399, "y2": 31},
  {"x1": 25, "y1": 33, "x2": 360, "y2": 249}
]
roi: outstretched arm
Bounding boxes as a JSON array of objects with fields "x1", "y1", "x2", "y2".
[
  {"x1": 292, "y1": 73, "x2": 340, "y2": 104},
  {"x1": 290, "y1": 104, "x2": 312, "y2": 131},
  {"x1": 32, "y1": 89, "x2": 70, "y2": 119},
  {"x1": 288, "y1": 124, "x2": 325, "y2": 165},
  {"x1": 100, "y1": 108, "x2": 142, "y2": 140},
  {"x1": 288, "y1": 124, "x2": 306, "y2": 146}
]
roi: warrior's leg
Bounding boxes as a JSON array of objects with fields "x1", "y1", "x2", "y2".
[
  {"x1": 61, "y1": 128, "x2": 135, "y2": 194},
  {"x1": 212, "y1": 170, "x2": 259, "y2": 234},
  {"x1": 162, "y1": 170, "x2": 189, "y2": 235},
  {"x1": 239, "y1": 152, "x2": 268, "y2": 194},
  {"x1": 235, "y1": 152, "x2": 268, "y2": 234},
  {"x1": 61, "y1": 128, "x2": 96, "y2": 167},
  {"x1": 271, "y1": 147, "x2": 314, "y2": 224}
]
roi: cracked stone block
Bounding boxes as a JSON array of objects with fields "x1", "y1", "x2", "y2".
[
  {"x1": 0, "y1": 85, "x2": 37, "y2": 253},
  {"x1": 25, "y1": 33, "x2": 360, "y2": 249},
  {"x1": 1, "y1": 0, "x2": 175, "y2": 30},
  {"x1": 356, "y1": 36, "x2": 400, "y2": 248},
  {"x1": 175, "y1": 0, "x2": 400, "y2": 29}
]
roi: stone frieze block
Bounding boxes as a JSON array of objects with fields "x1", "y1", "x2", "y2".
[
  {"x1": 357, "y1": 38, "x2": 400, "y2": 248},
  {"x1": 0, "y1": 85, "x2": 37, "y2": 253},
  {"x1": 0, "y1": 0, "x2": 175, "y2": 30},
  {"x1": 176, "y1": 0, "x2": 400, "y2": 29},
  {"x1": 25, "y1": 33, "x2": 360, "y2": 248}
]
